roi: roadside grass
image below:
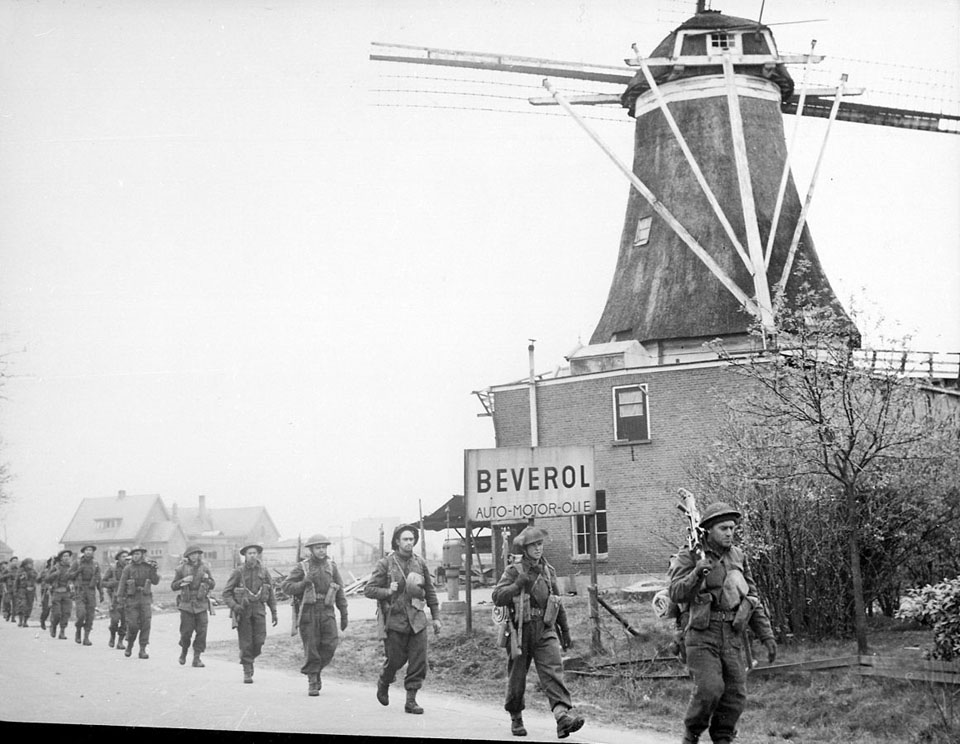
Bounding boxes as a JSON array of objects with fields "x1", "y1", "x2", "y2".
[{"x1": 204, "y1": 593, "x2": 957, "y2": 743}]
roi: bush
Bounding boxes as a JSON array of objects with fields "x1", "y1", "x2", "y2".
[{"x1": 896, "y1": 576, "x2": 960, "y2": 660}]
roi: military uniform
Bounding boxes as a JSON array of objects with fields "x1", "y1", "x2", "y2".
[
  {"x1": 101, "y1": 552, "x2": 130, "y2": 649},
  {"x1": 172, "y1": 546, "x2": 216, "y2": 667},
  {"x1": 364, "y1": 524, "x2": 440, "y2": 714},
  {"x1": 668, "y1": 502, "x2": 776, "y2": 744},
  {"x1": 38, "y1": 557, "x2": 56, "y2": 630},
  {"x1": 46, "y1": 552, "x2": 75, "y2": 638},
  {"x1": 14, "y1": 559, "x2": 39, "y2": 627},
  {"x1": 281, "y1": 534, "x2": 348, "y2": 695},
  {"x1": 492, "y1": 526, "x2": 584, "y2": 739},
  {"x1": 222, "y1": 544, "x2": 277, "y2": 683},
  {"x1": 67, "y1": 546, "x2": 103, "y2": 645},
  {"x1": 119, "y1": 548, "x2": 160, "y2": 658},
  {"x1": 1, "y1": 559, "x2": 18, "y2": 621}
]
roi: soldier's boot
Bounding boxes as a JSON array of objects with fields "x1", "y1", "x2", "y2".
[
  {"x1": 404, "y1": 688, "x2": 424, "y2": 715},
  {"x1": 511, "y1": 714, "x2": 528, "y2": 737},
  {"x1": 376, "y1": 679, "x2": 389, "y2": 706},
  {"x1": 138, "y1": 644, "x2": 149, "y2": 659},
  {"x1": 108, "y1": 630, "x2": 116, "y2": 648},
  {"x1": 58, "y1": 626, "x2": 67, "y2": 640},
  {"x1": 554, "y1": 707, "x2": 585, "y2": 739},
  {"x1": 75, "y1": 625, "x2": 83, "y2": 643},
  {"x1": 680, "y1": 731, "x2": 699, "y2": 744},
  {"x1": 82, "y1": 629, "x2": 92, "y2": 646},
  {"x1": 192, "y1": 651, "x2": 204, "y2": 668},
  {"x1": 243, "y1": 663, "x2": 254, "y2": 684},
  {"x1": 179, "y1": 647, "x2": 188, "y2": 665},
  {"x1": 117, "y1": 632, "x2": 126, "y2": 651},
  {"x1": 124, "y1": 639, "x2": 134, "y2": 657},
  {"x1": 18, "y1": 615, "x2": 25, "y2": 627},
  {"x1": 40, "y1": 619, "x2": 46, "y2": 630},
  {"x1": 307, "y1": 673, "x2": 320, "y2": 696},
  {"x1": 49, "y1": 623, "x2": 56, "y2": 637}
]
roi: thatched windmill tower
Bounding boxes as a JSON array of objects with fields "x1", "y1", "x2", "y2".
[{"x1": 372, "y1": 6, "x2": 957, "y2": 360}]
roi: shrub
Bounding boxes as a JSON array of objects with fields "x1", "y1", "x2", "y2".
[{"x1": 896, "y1": 576, "x2": 960, "y2": 660}]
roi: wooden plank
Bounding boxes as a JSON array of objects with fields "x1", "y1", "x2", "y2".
[
  {"x1": 859, "y1": 656, "x2": 960, "y2": 673},
  {"x1": 858, "y1": 667, "x2": 960, "y2": 685},
  {"x1": 750, "y1": 656, "x2": 860, "y2": 674}
]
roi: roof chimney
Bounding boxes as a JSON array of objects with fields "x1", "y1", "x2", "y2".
[
  {"x1": 199, "y1": 494, "x2": 207, "y2": 524},
  {"x1": 118, "y1": 489, "x2": 126, "y2": 499}
]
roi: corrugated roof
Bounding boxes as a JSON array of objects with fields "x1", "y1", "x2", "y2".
[{"x1": 60, "y1": 493, "x2": 165, "y2": 544}]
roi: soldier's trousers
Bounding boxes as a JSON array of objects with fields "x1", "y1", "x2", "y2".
[
  {"x1": 236, "y1": 612, "x2": 267, "y2": 666},
  {"x1": 683, "y1": 619, "x2": 747, "y2": 742},
  {"x1": 504, "y1": 618, "x2": 573, "y2": 714},
  {"x1": 40, "y1": 591, "x2": 51, "y2": 625},
  {"x1": 298, "y1": 607, "x2": 339, "y2": 675},
  {"x1": 16, "y1": 589, "x2": 36, "y2": 620},
  {"x1": 108, "y1": 601, "x2": 126, "y2": 638},
  {"x1": 1, "y1": 590, "x2": 13, "y2": 619},
  {"x1": 379, "y1": 628, "x2": 428, "y2": 691},
  {"x1": 50, "y1": 593, "x2": 73, "y2": 629},
  {"x1": 124, "y1": 596, "x2": 153, "y2": 647},
  {"x1": 179, "y1": 610, "x2": 209, "y2": 653},
  {"x1": 74, "y1": 588, "x2": 98, "y2": 630}
]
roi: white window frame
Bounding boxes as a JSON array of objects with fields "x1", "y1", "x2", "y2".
[
  {"x1": 708, "y1": 32, "x2": 738, "y2": 51},
  {"x1": 612, "y1": 383, "x2": 651, "y2": 443},
  {"x1": 572, "y1": 490, "x2": 608, "y2": 560},
  {"x1": 633, "y1": 216, "x2": 653, "y2": 247}
]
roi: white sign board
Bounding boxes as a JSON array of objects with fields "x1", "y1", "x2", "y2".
[{"x1": 464, "y1": 445, "x2": 596, "y2": 524}]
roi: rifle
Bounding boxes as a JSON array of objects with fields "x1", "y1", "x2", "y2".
[
  {"x1": 677, "y1": 488, "x2": 705, "y2": 560},
  {"x1": 290, "y1": 535, "x2": 302, "y2": 637}
]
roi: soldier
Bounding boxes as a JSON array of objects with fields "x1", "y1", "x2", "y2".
[
  {"x1": 119, "y1": 545, "x2": 160, "y2": 659},
  {"x1": 46, "y1": 550, "x2": 74, "y2": 639},
  {"x1": 668, "y1": 502, "x2": 777, "y2": 744},
  {"x1": 38, "y1": 556, "x2": 56, "y2": 631},
  {"x1": 14, "y1": 557, "x2": 39, "y2": 627},
  {"x1": 171, "y1": 544, "x2": 216, "y2": 668},
  {"x1": 1, "y1": 557, "x2": 18, "y2": 622},
  {"x1": 364, "y1": 523, "x2": 442, "y2": 715},
  {"x1": 101, "y1": 550, "x2": 131, "y2": 649},
  {"x1": 222, "y1": 543, "x2": 277, "y2": 684},
  {"x1": 0, "y1": 560, "x2": 8, "y2": 621},
  {"x1": 281, "y1": 533, "x2": 348, "y2": 696},
  {"x1": 67, "y1": 544, "x2": 103, "y2": 645},
  {"x1": 492, "y1": 526, "x2": 585, "y2": 739}
]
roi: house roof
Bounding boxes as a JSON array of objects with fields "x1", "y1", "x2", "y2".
[
  {"x1": 177, "y1": 506, "x2": 278, "y2": 540},
  {"x1": 142, "y1": 521, "x2": 183, "y2": 544},
  {"x1": 60, "y1": 493, "x2": 167, "y2": 544}
]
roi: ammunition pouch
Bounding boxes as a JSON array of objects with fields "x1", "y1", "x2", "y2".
[
  {"x1": 543, "y1": 594, "x2": 561, "y2": 627},
  {"x1": 687, "y1": 592, "x2": 713, "y2": 631}
]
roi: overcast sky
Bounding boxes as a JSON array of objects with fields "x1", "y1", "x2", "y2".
[{"x1": 1, "y1": 0, "x2": 958, "y2": 560}]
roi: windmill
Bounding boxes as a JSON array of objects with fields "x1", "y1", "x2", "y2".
[{"x1": 370, "y1": 3, "x2": 959, "y2": 362}]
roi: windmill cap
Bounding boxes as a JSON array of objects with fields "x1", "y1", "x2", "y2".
[
  {"x1": 304, "y1": 534, "x2": 331, "y2": 548},
  {"x1": 699, "y1": 502, "x2": 742, "y2": 529},
  {"x1": 513, "y1": 526, "x2": 549, "y2": 552}
]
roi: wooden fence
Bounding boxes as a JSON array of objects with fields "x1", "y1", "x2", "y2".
[{"x1": 567, "y1": 655, "x2": 960, "y2": 685}]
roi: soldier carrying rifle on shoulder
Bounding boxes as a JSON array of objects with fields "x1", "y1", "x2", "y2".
[
  {"x1": 119, "y1": 546, "x2": 160, "y2": 659},
  {"x1": 101, "y1": 550, "x2": 131, "y2": 649}
]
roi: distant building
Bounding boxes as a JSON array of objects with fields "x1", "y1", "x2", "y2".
[
  {"x1": 0, "y1": 539, "x2": 14, "y2": 563},
  {"x1": 171, "y1": 494, "x2": 281, "y2": 570},
  {"x1": 59, "y1": 490, "x2": 188, "y2": 570},
  {"x1": 60, "y1": 490, "x2": 280, "y2": 570}
]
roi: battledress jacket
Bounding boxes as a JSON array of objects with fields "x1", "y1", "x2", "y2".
[
  {"x1": 171, "y1": 560, "x2": 216, "y2": 614},
  {"x1": 101, "y1": 562, "x2": 126, "y2": 609},
  {"x1": 282, "y1": 555, "x2": 348, "y2": 622},
  {"x1": 15, "y1": 567, "x2": 39, "y2": 595},
  {"x1": 67, "y1": 556, "x2": 102, "y2": 595},
  {"x1": 364, "y1": 551, "x2": 438, "y2": 634},
  {"x1": 222, "y1": 563, "x2": 277, "y2": 619},
  {"x1": 667, "y1": 543, "x2": 774, "y2": 641},
  {"x1": 492, "y1": 555, "x2": 570, "y2": 641},
  {"x1": 45, "y1": 563, "x2": 74, "y2": 598}
]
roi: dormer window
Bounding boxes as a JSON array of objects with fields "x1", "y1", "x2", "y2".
[
  {"x1": 709, "y1": 32, "x2": 737, "y2": 51},
  {"x1": 95, "y1": 518, "x2": 121, "y2": 530}
]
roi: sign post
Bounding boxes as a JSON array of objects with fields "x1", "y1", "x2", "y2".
[{"x1": 464, "y1": 444, "x2": 596, "y2": 634}]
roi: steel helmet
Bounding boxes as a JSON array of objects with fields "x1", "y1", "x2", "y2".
[
  {"x1": 699, "y1": 502, "x2": 742, "y2": 530},
  {"x1": 304, "y1": 534, "x2": 331, "y2": 549}
]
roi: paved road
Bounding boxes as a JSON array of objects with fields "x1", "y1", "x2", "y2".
[{"x1": 0, "y1": 600, "x2": 676, "y2": 743}]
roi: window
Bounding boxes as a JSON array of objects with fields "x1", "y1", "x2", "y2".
[
  {"x1": 709, "y1": 32, "x2": 737, "y2": 51},
  {"x1": 95, "y1": 518, "x2": 121, "y2": 530},
  {"x1": 149, "y1": 548, "x2": 163, "y2": 557},
  {"x1": 633, "y1": 216, "x2": 653, "y2": 247},
  {"x1": 613, "y1": 384, "x2": 650, "y2": 442},
  {"x1": 207, "y1": 551, "x2": 218, "y2": 560},
  {"x1": 573, "y1": 490, "x2": 608, "y2": 558}
]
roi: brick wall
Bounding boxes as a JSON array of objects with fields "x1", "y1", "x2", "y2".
[{"x1": 491, "y1": 362, "x2": 748, "y2": 584}]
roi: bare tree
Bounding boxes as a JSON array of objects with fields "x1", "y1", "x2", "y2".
[{"x1": 695, "y1": 301, "x2": 960, "y2": 653}]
